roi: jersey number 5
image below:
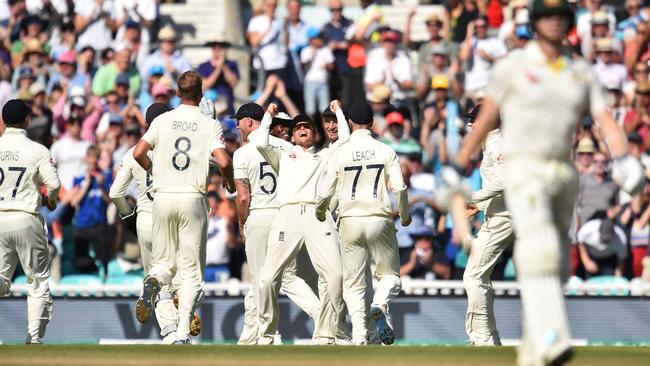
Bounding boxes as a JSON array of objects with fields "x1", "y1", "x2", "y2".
[
  {"x1": 259, "y1": 162, "x2": 277, "y2": 195},
  {"x1": 0, "y1": 166, "x2": 27, "y2": 200},
  {"x1": 344, "y1": 164, "x2": 384, "y2": 200},
  {"x1": 172, "y1": 137, "x2": 191, "y2": 171}
]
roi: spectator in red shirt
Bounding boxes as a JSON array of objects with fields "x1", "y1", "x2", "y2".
[{"x1": 623, "y1": 82, "x2": 650, "y2": 152}]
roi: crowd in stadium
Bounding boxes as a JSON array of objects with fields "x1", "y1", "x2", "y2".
[{"x1": 0, "y1": 0, "x2": 648, "y2": 286}]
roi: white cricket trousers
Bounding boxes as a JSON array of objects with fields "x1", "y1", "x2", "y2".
[
  {"x1": 463, "y1": 214, "x2": 514, "y2": 346},
  {"x1": 338, "y1": 216, "x2": 401, "y2": 343},
  {"x1": 257, "y1": 203, "x2": 345, "y2": 344},
  {"x1": 504, "y1": 158, "x2": 576, "y2": 366},
  {"x1": 149, "y1": 193, "x2": 208, "y2": 341},
  {"x1": 137, "y1": 212, "x2": 180, "y2": 343},
  {"x1": 0, "y1": 212, "x2": 52, "y2": 342},
  {"x1": 238, "y1": 210, "x2": 321, "y2": 345}
]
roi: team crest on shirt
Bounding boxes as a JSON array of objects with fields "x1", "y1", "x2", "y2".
[
  {"x1": 289, "y1": 153, "x2": 297, "y2": 160},
  {"x1": 497, "y1": 154, "x2": 504, "y2": 162}
]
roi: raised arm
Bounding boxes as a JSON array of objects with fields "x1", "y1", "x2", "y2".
[
  {"x1": 37, "y1": 148, "x2": 61, "y2": 210},
  {"x1": 251, "y1": 103, "x2": 283, "y2": 172},
  {"x1": 331, "y1": 99, "x2": 350, "y2": 145}
]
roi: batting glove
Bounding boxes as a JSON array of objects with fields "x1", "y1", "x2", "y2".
[
  {"x1": 612, "y1": 155, "x2": 644, "y2": 195},
  {"x1": 121, "y1": 209, "x2": 138, "y2": 237},
  {"x1": 199, "y1": 97, "x2": 216, "y2": 119}
]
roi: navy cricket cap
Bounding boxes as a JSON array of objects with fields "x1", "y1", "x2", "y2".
[
  {"x1": 2, "y1": 99, "x2": 32, "y2": 125},
  {"x1": 347, "y1": 101, "x2": 373, "y2": 125},
  {"x1": 235, "y1": 102, "x2": 264, "y2": 121},
  {"x1": 145, "y1": 103, "x2": 172, "y2": 125},
  {"x1": 292, "y1": 114, "x2": 316, "y2": 130},
  {"x1": 321, "y1": 106, "x2": 335, "y2": 118}
]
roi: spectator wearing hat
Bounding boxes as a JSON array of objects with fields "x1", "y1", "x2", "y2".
[
  {"x1": 581, "y1": 10, "x2": 616, "y2": 61},
  {"x1": 416, "y1": 46, "x2": 462, "y2": 104},
  {"x1": 10, "y1": 15, "x2": 49, "y2": 68},
  {"x1": 139, "y1": 26, "x2": 191, "y2": 90},
  {"x1": 497, "y1": 0, "x2": 528, "y2": 45},
  {"x1": 576, "y1": 0, "x2": 616, "y2": 50},
  {"x1": 575, "y1": 136, "x2": 597, "y2": 174},
  {"x1": 460, "y1": 16, "x2": 507, "y2": 97},
  {"x1": 604, "y1": 82, "x2": 628, "y2": 128},
  {"x1": 577, "y1": 211, "x2": 627, "y2": 278},
  {"x1": 513, "y1": 24, "x2": 532, "y2": 49},
  {"x1": 420, "y1": 75, "x2": 453, "y2": 172},
  {"x1": 406, "y1": 11, "x2": 454, "y2": 69},
  {"x1": 364, "y1": 29, "x2": 413, "y2": 108},
  {"x1": 367, "y1": 84, "x2": 391, "y2": 135},
  {"x1": 73, "y1": 0, "x2": 113, "y2": 51},
  {"x1": 198, "y1": 39, "x2": 239, "y2": 116},
  {"x1": 92, "y1": 45, "x2": 141, "y2": 97},
  {"x1": 379, "y1": 110, "x2": 421, "y2": 157},
  {"x1": 623, "y1": 82, "x2": 650, "y2": 151},
  {"x1": 12, "y1": 65, "x2": 37, "y2": 95},
  {"x1": 400, "y1": 225, "x2": 451, "y2": 279},
  {"x1": 322, "y1": 0, "x2": 353, "y2": 101},
  {"x1": 50, "y1": 21, "x2": 78, "y2": 65},
  {"x1": 11, "y1": 39, "x2": 48, "y2": 90},
  {"x1": 47, "y1": 50, "x2": 90, "y2": 94},
  {"x1": 25, "y1": 82, "x2": 53, "y2": 147},
  {"x1": 301, "y1": 29, "x2": 334, "y2": 118},
  {"x1": 593, "y1": 38, "x2": 627, "y2": 89}
]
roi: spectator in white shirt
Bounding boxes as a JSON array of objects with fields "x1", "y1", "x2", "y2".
[
  {"x1": 459, "y1": 17, "x2": 507, "y2": 98},
  {"x1": 577, "y1": 212, "x2": 628, "y2": 278},
  {"x1": 300, "y1": 30, "x2": 334, "y2": 117},
  {"x1": 205, "y1": 191, "x2": 234, "y2": 282},
  {"x1": 246, "y1": 0, "x2": 287, "y2": 75},
  {"x1": 111, "y1": 0, "x2": 156, "y2": 48},
  {"x1": 593, "y1": 38, "x2": 627, "y2": 90},
  {"x1": 364, "y1": 29, "x2": 413, "y2": 106},
  {"x1": 50, "y1": 117, "x2": 91, "y2": 191},
  {"x1": 73, "y1": 0, "x2": 113, "y2": 51}
]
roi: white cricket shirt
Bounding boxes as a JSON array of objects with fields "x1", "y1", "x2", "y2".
[
  {"x1": 0, "y1": 128, "x2": 60, "y2": 214},
  {"x1": 471, "y1": 129, "x2": 508, "y2": 216},
  {"x1": 109, "y1": 146, "x2": 154, "y2": 214},
  {"x1": 141, "y1": 104, "x2": 225, "y2": 195}
]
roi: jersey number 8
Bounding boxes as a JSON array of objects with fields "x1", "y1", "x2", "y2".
[{"x1": 172, "y1": 137, "x2": 191, "y2": 171}]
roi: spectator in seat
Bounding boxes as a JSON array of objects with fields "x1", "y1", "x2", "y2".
[
  {"x1": 50, "y1": 115, "x2": 91, "y2": 191},
  {"x1": 11, "y1": 39, "x2": 48, "y2": 90},
  {"x1": 25, "y1": 83, "x2": 53, "y2": 147},
  {"x1": 367, "y1": 84, "x2": 391, "y2": 136},
  {"x1": 246, "y1": 0, "x2": 287, "y2": 77},
  {"x1": 47, "y1": 50, "x2": 90, "y2": 95},
  {"x1": 198, "y1": 39, "x2": 239, "y2": 116},
  {"x1": 580, "y1": 11, "x2": 616, "y2": 61},
  {"x1": 92, "y1": 45, "x2": 140, "y2": 97},
  {"x1": 400, "y1": 225, "x2": 451, "y2": 280},
  {"x1": 380, "y1": 110, "x2": 421, "y2": 157},
  {"x1": 300, "y1": 29, "x2": 334, "y2": 119},
  {"x1": 205, "y1": 190, "x2": 235, "y2": 282},
  {"x1": 119, "y1": 20, "x2": 150, "y2": 69},
  {"x1": 10, "y1": 15, "x2": 49, "y2": 68},
  {"x1": 624, "y1": 82, "x2": 650, "y2": 151},
  {"x1": 460, "y1": 16, "x2": 507, "y2": 99},
  {"x1": 69, "y1": 145, "x2": 114, "y2": 274},
  {"x1": 593, "y1": 38, "x2": 626, "y2": 89},
  {"x1": 577, "y1": 211, "x2": 628, "y2": 278},
  {"x1": 73, "y1": 0, "x2": 113, "y2": 52},
  {"x1": 405, "y1": 12, "x2": 454, "y2": 71},
  {"x1": 620, "y1": 179, "x2": 650, "y2": 278},
  {"x1": 322, "y1": 0, "x2": 353, "y2": 101},
  {"x1": 577, "y1": 152, "x2": 619, "y2": 228},
  {"x1": 575, "y1": 136, "x2": 596, "y2": 175},
  {"x1": 416, "y1": 49, "x2": 461, "y2": 104},
  {"x1": 364, "y1": 29, "x2": 413, "y2": 109},
  {"x1": 139, "y1": 26, "x2": 191, "y2": 91}
]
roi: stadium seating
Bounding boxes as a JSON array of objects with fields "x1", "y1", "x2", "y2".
[{"x1": 585, "y1": 276, "x2": 631, "y2": 296}]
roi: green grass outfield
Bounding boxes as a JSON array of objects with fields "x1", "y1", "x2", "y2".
[{"x1": 1, "y1": 345, "x2": 650, "y2": 366}]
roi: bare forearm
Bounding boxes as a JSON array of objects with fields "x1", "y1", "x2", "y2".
[{"x1": 595, "y1": 111, "x2": 629, "y2": 158}]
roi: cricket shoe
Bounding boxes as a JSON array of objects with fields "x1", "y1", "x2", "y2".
[
  {"x1": 136, "y1": 276, "x2": 161, "y2": 324},
  {"x1": 370, "y1": 304, "x2": 394, "y2": 345},
  {"x1": 352, "y1": 338, "x2": 368, "y2": 346},
  {"x1": 25, "y1": 336, "x2": 43, "y2": 345},
  {"x1": 173, "y1": 338, "x2": 191, "y2": 345},
  {"x1": 545, "y1": 346, "x2": 573, "y2": 366}
]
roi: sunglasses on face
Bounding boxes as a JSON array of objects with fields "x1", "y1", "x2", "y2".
[
  {"x1": 635, "y1": 69, "x2": 648, "y2": 74},
  {"x1": 593, "y1": 159, "x2": 607, "y2": 164},
  {"x1": 330, "y1": 7, "x2": 342, "y2": 12}
]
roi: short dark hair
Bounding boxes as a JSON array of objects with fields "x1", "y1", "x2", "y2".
[
  {"x1": 86, "y1": 144, "x2": 101, "y2": 157},
  {"x1": 177, "y1": 71, "x2": 203, "y2": 102}
]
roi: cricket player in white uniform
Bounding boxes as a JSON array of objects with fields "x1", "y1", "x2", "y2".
[
  {"x1": 0, "y1": 99, "x2": 60, "y2": 344},
  {"x1": 453, "y1": 1, "x2": 645, "y2": 364},
  {"x1": 315, "y1": 101, "x2": 411, "y2": 345},
  {"x1": 461, "y1": 105, "x2": 515, "y2": 346},
  {"x1": 110, "y1": 103, "x2": 201, "y2": 343},
  {"x1": 233, "y1": 102, "x2": 321, "y2": 344},
  {"x1": 133, "y1": 71, "x2": 236, "y2": 344},
  {"x1": 253, "y1": 102, "x2": 349, "y2": 345}
]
